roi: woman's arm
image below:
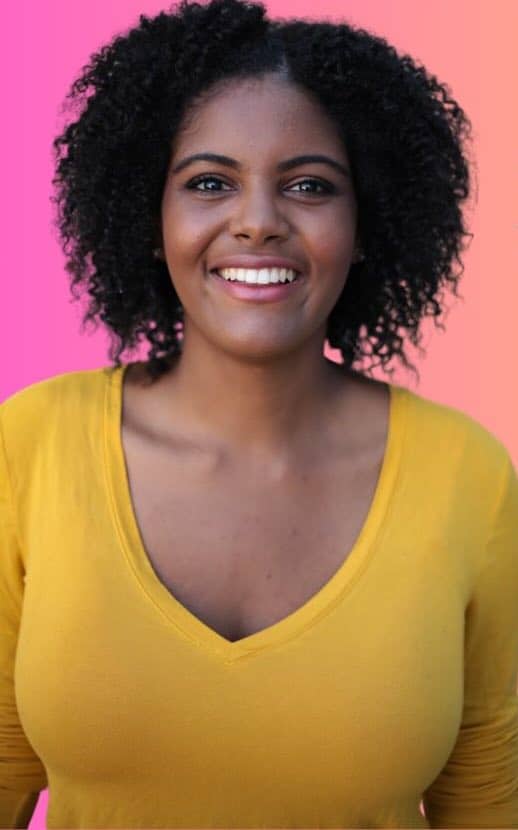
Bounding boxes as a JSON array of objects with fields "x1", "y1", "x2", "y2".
[
  {"x1": 0, "y1": 409, "x2": 47, "y2": 829},
  {"x1": 0, "y1": 791, "x2": 41, "y2": 830},
  {"x1": 423, "y1": 451, "x2": 518, "y2": 828}
]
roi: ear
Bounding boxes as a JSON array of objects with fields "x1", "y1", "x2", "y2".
[
  {"x1": 152, "y1": 211, "x2": 164, "y2": 247},
  {"x1": 153, "y1": 228, "x2": 163, "y2": 250},
  {"x1": 352, "y1": 239, "x2": 365, "y2": 263},
  {"x1": 151, "y1": 220, "x2": 165, "y2": 260}
]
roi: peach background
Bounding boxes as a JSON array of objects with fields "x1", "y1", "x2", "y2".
[{"x1": 1, "y1": 0, "x2": 516, "y2": 827}]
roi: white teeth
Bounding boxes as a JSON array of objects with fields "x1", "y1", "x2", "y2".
[{"x1": 217, "y1": 267, "x2": 298, "y2": 284}]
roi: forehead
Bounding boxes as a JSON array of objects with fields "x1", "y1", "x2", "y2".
[{"x1": 173, "y1": 76, "x2": 346, "y2": 156}]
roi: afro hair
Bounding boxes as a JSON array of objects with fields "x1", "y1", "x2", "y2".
[{"x1": 51, "y1": 0, "x2": 474, "y2": 383}]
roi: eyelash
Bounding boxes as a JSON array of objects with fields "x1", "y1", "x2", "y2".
[{"x1": 185, "y1": 174, "x2": 335, "y2": 196}]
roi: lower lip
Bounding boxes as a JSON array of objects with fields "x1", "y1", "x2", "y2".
[{"x1": 209, "y1": 270, "x2": 303, "y2": 302}]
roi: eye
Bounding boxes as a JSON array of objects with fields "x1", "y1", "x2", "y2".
[
  {"x1": 291, "y1": 178, "x2": 334, "y2": 195},
  {"x1": 184, "y1": 174, "x2": 335, "y2": 195},
  {"x1": 185, "y1": 175, "x2": 232, "y2": 193}
]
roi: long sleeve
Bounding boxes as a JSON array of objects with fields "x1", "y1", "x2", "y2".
[
  {"x1": 0, "y1": 410, "x2": 47, "y2": 828},
  {"x1": 423, "y1": 450, "x2": 518, "y2": 828}
]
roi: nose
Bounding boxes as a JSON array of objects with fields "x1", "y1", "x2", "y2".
[{"x1": 228, "y1": 184, "x2": 290, "y2": 242}]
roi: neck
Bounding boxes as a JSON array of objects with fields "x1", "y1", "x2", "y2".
[{"x1": 152, "y1": 335, "x2": 352, "y2": 469}]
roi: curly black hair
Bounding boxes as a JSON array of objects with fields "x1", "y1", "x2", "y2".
[{"x1": 51, "y1": 0, "x2": 474, "y2": 384}]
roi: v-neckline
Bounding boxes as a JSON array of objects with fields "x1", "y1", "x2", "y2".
[{"x1": 103, "y1": 363, "x2": 409, "y2": 664}]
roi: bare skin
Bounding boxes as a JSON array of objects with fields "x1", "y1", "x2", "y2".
[
  {"x1": 119, "y1": 74, "x2": 392, "y2": 643},
  {"x1": 121, "y1": 359, "x2": 390, "y2": 643}
]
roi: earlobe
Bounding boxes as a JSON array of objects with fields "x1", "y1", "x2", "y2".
[
  {"x1": 353, "y1": 244, "x2": 365, "y2": 263},
  {"x1": 152, "y1": 220, "x2": 165, "y2": 260}
]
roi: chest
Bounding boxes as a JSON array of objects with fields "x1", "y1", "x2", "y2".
[{"x1": 121, "y1": 424, "x2": 387, "y2": 643}]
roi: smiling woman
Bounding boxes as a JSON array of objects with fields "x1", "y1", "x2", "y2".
[
  {"x1": 48, "y1": 0, "x2": 473, "y2": 386},
  {"x1": 151, "y1": 72, "x2": 363, "y2": 374},
  {"x1": 1, "y1": 0, "x2": 517, "y2": 828}
]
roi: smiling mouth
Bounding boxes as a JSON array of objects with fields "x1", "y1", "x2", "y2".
[
  {"x1": 209, "y1": 268, "x2": 302, "y2": 285},
  {"x1": 206, "y1": 268, "x2": 305, "y2": 304}
]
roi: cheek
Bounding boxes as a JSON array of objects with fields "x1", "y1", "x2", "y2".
[
  {"x1": 161, "y1": 188, "x2": 209, "y2": 246},
  {"x1": 304, "y1": 201, "x2": 357, "y2": 261},
  {"x1": 310, "y1": 236, "x2": 355, "y2": 276},
  {"x1": 162, "y1": 210, "x2": 211, "y2": 265},
  {"x1": 325, "y1": 202, "x2": 356, "y2": 239}
]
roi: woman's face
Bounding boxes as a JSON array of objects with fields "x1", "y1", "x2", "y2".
[{"x1": 160, "y1": 74, "x2": 359, "y2": 360}]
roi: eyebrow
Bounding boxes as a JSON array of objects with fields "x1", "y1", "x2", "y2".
[{"x1": 170, "y1": 152, "x2": 350, "y2": 179}]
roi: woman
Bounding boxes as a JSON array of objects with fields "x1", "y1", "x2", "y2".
[{"x1": 1, "y1": 0, "x2": 517, "y2": 827}]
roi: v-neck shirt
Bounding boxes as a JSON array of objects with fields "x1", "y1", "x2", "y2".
[{"x1": 1, "y1": 364, "x2": 517, "y2": 829}]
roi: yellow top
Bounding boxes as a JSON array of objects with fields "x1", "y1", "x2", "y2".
[{"x1": 1, "y1": 365, "x2": 517, "y2": 830}]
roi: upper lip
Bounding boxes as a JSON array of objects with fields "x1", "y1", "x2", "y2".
[{"x1": 210, "y1": 255, "x2": 303, "y2": 274}]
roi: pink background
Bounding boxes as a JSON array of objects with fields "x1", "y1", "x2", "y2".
[{"x1": 2, "y1": 1, "x2": 517, "y2": 827}]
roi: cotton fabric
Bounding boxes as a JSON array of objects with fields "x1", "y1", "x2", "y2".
[{"x1": 1, "y1": 365, "x2": 517, "y2": 829}]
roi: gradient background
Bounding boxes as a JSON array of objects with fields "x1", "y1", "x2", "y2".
[{"x1": 1, "y1": 0, "x2": 517, "y2": 827}]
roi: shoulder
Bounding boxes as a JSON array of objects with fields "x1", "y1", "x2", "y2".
[
  {"x1": 0, "y1": 365, "x2": 115, "y2": 464},
  {"x1": 400, "y1": 384, "x2": 514, "y2": 500},
  {"x1": 332, "y1": 367, "x2": 512, "y2": 484},
  {"x1": 1, "y1": 364, "x2": 110, "y2": 408},
  {"x1": 1, "y1": 365, "x2": 112, "y2": 418}
]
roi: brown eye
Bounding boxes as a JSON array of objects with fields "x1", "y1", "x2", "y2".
[
  {"x1": 185, "y1": 174, "x2": 336, "y2": 195},
  {"x1": 186, "y1": 175, "x2": 231, "y2": 192},
  {"x1": 291, "y1": 178, "x2": 334, "y2": 195}
]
